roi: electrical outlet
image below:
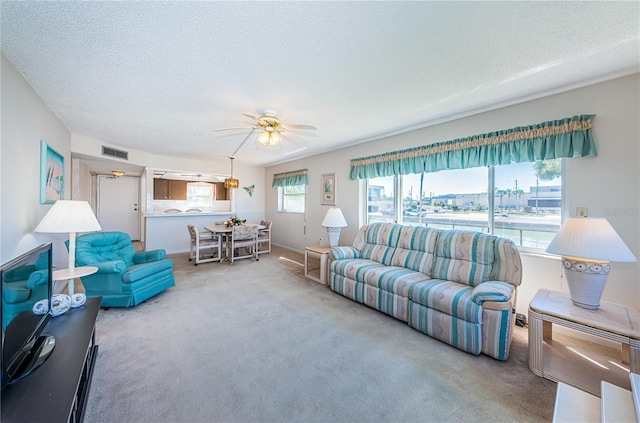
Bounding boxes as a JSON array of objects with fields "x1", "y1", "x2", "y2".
[
  {"x1": 576, "y1": 207, "x2": 588, "y2": 217},
  {"x1": 318, "y1": 238, "x2": 323, "y2": 245}
]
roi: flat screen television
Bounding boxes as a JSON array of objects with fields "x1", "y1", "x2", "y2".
[{"x1": 1, "y1": 243, "x2": 54, "y2": 390}]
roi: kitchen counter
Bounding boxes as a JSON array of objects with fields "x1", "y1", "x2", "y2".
[{"x1": 145, "y1": 212, "x2": 234, "y2": 254}]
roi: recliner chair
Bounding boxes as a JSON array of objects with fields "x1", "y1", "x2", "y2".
[{"x1": 71, "y1": 231, "x2": 175, "y2": 307}]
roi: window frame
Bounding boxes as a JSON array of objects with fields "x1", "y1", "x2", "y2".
[
  {"x1": 278, "y1": 184, "x2": 306, "y2": 214},
  {"x1": 364, "y1": 160, "x2": 565, "y2": 254}
]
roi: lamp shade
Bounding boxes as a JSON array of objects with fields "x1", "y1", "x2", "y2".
[
  {"x1": 545, "y1": 217, "x2": 636, "y2": 262},
  {"x1": 34, "y1": 200, "x2": 102, "y2": 233},
  {"x1": 322, "y1": 208, "x2": 347, "y2": 228}
]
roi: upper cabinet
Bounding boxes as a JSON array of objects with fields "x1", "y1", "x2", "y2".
[{"x1": 153, "y1": 179, "x2": 188, "y2": 200}]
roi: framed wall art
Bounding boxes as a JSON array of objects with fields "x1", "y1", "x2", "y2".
[
  {"x1": 40, "y1": 140, "x2": 64, "y2": 204},
  {"x1": 321, "y1": 173, "x2": 336, "y2": 206}
]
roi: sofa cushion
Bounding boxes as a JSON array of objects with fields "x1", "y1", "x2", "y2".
[
  {"x1": 331, "y1": 259, "x2": 385, "y2": 283},
  {"x1": 490, "y1": 237, "x2": 523, "y2": 287},
  {"x1": 390, "y1": 225, "x2": 439, "y2": 276},
  {"x1": 360, "y1": 223, "x2": 402, "y2": 265},
  {"x1": 360, "y1": 265, "x2": 431, "y2": 297},
  {"x1": 409, "y1": 279, "x2": 483, "y2": 324},
  {"x1": 432, "y1": 230, "x2": 495, "y2": 287}
]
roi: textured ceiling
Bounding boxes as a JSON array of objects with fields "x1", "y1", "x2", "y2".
[{"x1": 2, "y1": 1, "x2": 639, "y2": 170}]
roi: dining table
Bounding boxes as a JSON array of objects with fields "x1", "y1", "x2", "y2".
[{"x1": 203, "y1": 224, "x2": 265, "y2": 260}]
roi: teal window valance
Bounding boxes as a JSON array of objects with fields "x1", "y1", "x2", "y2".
[
  {"x1": 349, "y1": 115, "x2": 597, "y2": 180},
  {"x1": 272, "y1": 168, "x2": 309, "y2": 187}
]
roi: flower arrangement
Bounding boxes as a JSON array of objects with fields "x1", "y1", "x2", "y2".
[{"x1": 224, "y1": 215, "x2": 246, "y2": 227}]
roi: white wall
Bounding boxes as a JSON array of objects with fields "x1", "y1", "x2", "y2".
[
  {"x1": 71, "y1": 134, "x2": 266, "y2": 224},
  {"x1": 1, "y1": 54, "x2": 72, "y2": 268},
  {"x1": 266, "y1": 74, "x2": 640, "y2": 313}
]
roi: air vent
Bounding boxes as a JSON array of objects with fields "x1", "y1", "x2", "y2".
[{"x1": 102, "y1": 146, "x2": 128, "y2": 160}]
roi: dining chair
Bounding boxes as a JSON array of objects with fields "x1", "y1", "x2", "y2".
[
  {"x1": 187, "y1": 225, "x2": 221, "y2": 265},
  {"x1": 257, "y1": 220, "x2": 272, "y2": 255},
  {"x1": 226, "y1": 225, "x2": 259, "y2": 265}
]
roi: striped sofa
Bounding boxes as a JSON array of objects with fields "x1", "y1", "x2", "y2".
[{"x1": 329, "y1": 222, "x2": 522, "y2": 360}]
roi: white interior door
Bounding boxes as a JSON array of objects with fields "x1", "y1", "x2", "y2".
[{"x1": 98, "y1": 176, "x2": 140, "y2": 240}]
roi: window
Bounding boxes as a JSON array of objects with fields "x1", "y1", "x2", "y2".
[
  {"x1": 187, "y1": 182, "x2": 213, "y2": 208},
  {"x1": 365, "y1": 159, "x2": 563, "y2": 251},
  {"x1": 494, "y1": 159, "x2": 562, "y2": 249},
  {"x1": 366, "y1": 176, "x2": 396, "y2": 223},
  {"x1": 278, "y1": 185, "x2": 305, "y2": 213}
]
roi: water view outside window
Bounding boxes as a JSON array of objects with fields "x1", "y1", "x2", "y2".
[
  {"x1": 365, "y1": 159, "x2": 562, "y2": 250},
  {"x1": 280, "y1": 185, "x2": 305, "y2": 213}
]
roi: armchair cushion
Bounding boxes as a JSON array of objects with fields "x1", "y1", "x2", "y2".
[{"x1": 123, "y1": 260, "x2": 173, "y2": 284}]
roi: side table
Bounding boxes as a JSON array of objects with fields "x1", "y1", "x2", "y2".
[
  {"x1": 528, "y1": 289, "x2": 640, "y2": 396},
  {"x1": 304, "y1": 245, "x2": 332, "y2": 285},
  {"x1": 53, "y1": 266, "x2": 98, "y2": 295}
]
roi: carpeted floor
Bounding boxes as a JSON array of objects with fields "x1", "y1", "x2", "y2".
[{"x1": 84, "y1": 246, "x2": 558, "y2": 422}]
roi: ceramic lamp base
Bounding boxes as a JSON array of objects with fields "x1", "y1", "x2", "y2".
[
  {"x1": 326, "y1": 227, "x2": 342, "y2": 247},
  {"x1": 561, "y1": 256, "x2": 610, "y2": 310}
]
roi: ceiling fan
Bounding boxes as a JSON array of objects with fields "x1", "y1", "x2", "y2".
[{"x1": 213, "y1": 110, "x2": 317, "y2": 148}]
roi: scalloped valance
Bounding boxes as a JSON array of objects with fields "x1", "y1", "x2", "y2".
[
  {"x1": 272, "y1": 168, "x2": 308, "y2": 187},
  {"x1": 349, "y1": 115, "x2": 597, "y2": 180}
]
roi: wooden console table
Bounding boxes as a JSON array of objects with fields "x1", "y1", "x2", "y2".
[
  {"x1": 1, "y1": 297, "x2": 100, "y2": 422},
  {"x1": 528, "y1": 289, "x2": 639, "y2": 396}
]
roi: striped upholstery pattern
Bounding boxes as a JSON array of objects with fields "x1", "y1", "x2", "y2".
[
  {"x1": 390, "y1": 225, "x2": 439, "y2": 276},
  {"x1": 491, "y1": 237, "x2": 523, "y2": 286},
  {"x1": 409, "y1": 280, "x2": 483, "y2": 324},
  {"x1": 481, "y1": 308, "x2": 515, "y2": 360},
  {"x1": 328, "y1": 222, "x2": 521, "y2": 361},
  {"x1": 360, "y1": 223, "x2": 402, "y2": 265},
  {"x1": 330, "y1": 273, "x2": 365, "y2": 304},
  {"x1": 431, "y1": 230, "x2": 495, "y2": 287},
  {"x1": 330, "y1": 246, "x2": 361, "y2": 261},
  {"x1": 408, "y1": 304, "x2": 482, "y2": 355}
]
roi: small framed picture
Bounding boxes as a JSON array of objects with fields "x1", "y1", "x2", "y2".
[
  {"x1": 321, "y1": 173, "x2": 336, "y2": 206},
  {"x1": 40, "y1": 140, "x2": 64, "y2": 204}
]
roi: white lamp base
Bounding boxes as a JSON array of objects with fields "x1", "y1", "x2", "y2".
[
  {"x1": 561, "y1": 256, "x2": 610, "y2": 310},
  {"x1": 326, "y1": 227, "x2": 342, "y2": 247}
]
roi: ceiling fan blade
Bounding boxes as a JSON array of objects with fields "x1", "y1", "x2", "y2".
[
  {"x1": 282, "y1": 124, "x2": 317, "y2": 130},
  {"x1": 242, "y1": 113, "x2": 268, "y2": 126},
  {"x1": 212, "y1": 126, "x2": 255, "y2": 132}
]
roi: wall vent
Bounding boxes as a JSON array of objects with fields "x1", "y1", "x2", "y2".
[{"x1": 102, "y1": 146, "x2": 129, "y2": 160}]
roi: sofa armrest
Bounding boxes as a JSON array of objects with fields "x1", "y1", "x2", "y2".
[
  {"x1": 134, "y1": 249, "x2": 166, "y2": 264},
  {"x1": 472, "y1": 281, "x2": 515, "y2": 305},
  {"x1": 94, "y1": 260, "x2": 127, "y2": 274},
  {"x1": 330, "y1": 246, "x2": 361, "y2": 260}
]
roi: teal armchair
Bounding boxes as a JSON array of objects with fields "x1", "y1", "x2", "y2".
[{"x1": 71, "y1": 231, "x2": 175, "y2": 307}]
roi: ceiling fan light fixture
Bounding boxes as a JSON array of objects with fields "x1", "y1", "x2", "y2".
[{"x1": 257, "y1": 130, "x2": 282, "y2": 146}]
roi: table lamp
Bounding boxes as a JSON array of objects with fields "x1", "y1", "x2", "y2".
[
  {"x1": 34, "y1": 200, "x2": 102, "y2": 272},
  {"x1": 322, "y1": 207, "x2": 347, "y2": 247},
  {"x1": 545, "y1": 217, "x2": 637, "y2": 309}
]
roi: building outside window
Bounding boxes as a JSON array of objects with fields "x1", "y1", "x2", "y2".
[
  {"x1": 279, "y1": 185, "x2": 305, "y2": 213},
  {"x1": 365, "y1": 159, "x2": 562, "y2": 251}
]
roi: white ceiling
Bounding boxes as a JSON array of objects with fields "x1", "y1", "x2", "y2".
[{"x1": 2, "y1": 1, "x2": 638, "y2": 172}]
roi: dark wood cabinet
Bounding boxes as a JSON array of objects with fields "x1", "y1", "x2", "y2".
[
  {"x1": 214, "y1": 182, "x2": 229, "y2": 200},
  {"x1": 153, "y1": 179, "x2": 188, "y2": 200},
  {"x1": 1, "y1": 298, "x2": 100, "y2": 423}
]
